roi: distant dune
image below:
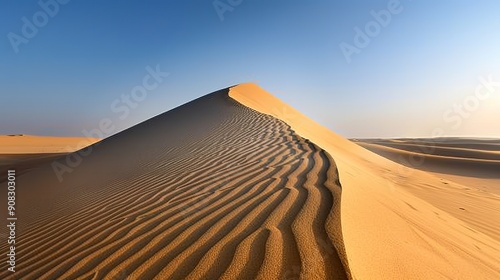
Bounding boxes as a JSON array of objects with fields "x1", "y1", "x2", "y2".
[
  {"x1": 354, "y1": 138, "x2": 500, "y2": 178},
  {"x1": 0, "y1": 135, "x2": 100, "y2": 154},
  {"x1": 0, "y1": 135, "x2": 100, "y2": 184},
  {"x1": 0, "y1": 84, "x2": 499, "y2": 279}
]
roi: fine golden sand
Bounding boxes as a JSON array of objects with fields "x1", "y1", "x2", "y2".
[{"x1": 0, "y1": 84, "x2": 499, "y2": 279}]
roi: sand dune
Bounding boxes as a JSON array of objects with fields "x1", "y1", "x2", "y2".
[
  {"x1": 1, "y1": 84, "x2": 499, "y2": 279},
  {"x1": 355, "y1": 138, "x2": 500, "y2": 178},
  {"x1": 0, "y1": 135, "x2": 100, "y2": 184},
  {"x1": 0, "y1": 89, "x2": 349, "y2": 279}
]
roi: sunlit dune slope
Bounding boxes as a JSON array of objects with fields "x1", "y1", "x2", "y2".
[{"x1": 230, "y1": 83, "x2": 500, "y2": 280}]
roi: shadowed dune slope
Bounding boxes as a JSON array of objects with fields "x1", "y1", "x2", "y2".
[
  {"x1": 0, "y1": 89, "x2": 349, "y2": 279},
  {"x1": 0, "y1": 153, "x2": 66, "y2": 183}
]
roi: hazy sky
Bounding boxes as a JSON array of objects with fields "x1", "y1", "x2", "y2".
[{"x1": 1, "y1": 0, "x2": 500, "y2": 138}]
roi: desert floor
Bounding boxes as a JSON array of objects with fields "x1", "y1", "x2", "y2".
[{"x1": 354, "y1": 138, "x2": 500, "y2": 244}]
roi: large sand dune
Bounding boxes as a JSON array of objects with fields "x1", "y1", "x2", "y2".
[
  {"x1": 0, "y1": 89, "x2": 349, "y2": 279},
  {"x1": 1, "y1": 84, "x2": 499, "y2": 279}
]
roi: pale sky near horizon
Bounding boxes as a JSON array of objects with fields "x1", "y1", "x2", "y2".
[{"x1": 1, "y1": 0, "x2": 499, "y2": 138}]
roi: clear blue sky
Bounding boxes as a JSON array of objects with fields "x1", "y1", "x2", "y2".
[{"x1": 1, "y1": 0, "x2": 499, "y2": 138}]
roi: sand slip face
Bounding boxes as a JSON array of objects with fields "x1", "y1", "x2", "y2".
[{"x1": 0, "y1": 90, "x2": 350, "y2": 279}]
